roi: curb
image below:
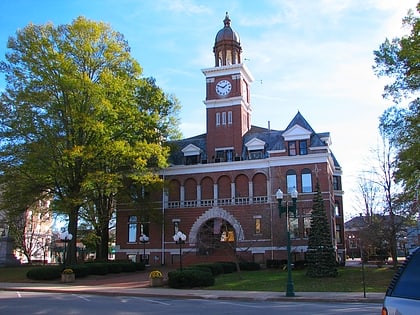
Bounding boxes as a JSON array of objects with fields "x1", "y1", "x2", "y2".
[{"x1": 0, "y1": 285, "x2": 384, "y2": 303}]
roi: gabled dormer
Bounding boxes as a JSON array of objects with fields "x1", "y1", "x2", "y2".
[
  {"x1": 282, "y1": 124, "x2": 312, "y2": 141},
  {"x1": 245, "y1": 137, "x2": 266, "y2": 160},
  {"x1": 282, "y1": 112, "x2": 315, "y2": 156},
  {"x1": 181, "y1": 144, "x2": 202, "y2": 165}
]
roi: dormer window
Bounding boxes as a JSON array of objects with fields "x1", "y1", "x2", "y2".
[
  {"x1": 181, "y1": 144, "x2": 202, "y2": 165},
  {"x1": 185, "y1": 155, "x2": 199, "y2": 165},
  {"x1": 249, "y1": 150, "x2": 263, "y2": 160},
  {"x1": 215, "y1": 148, "x2": 233, "y2": 162},
  {"x1": 299, "y1": 140, "x2": 307, "y2": 155},
  {"x1": 283, "y1": 124, "x2": 311, "y2": 156},
  {"x1": 245, "y1": 137, "x2": 266, "y2": 160},
  {"x1": 288, "y1": 141, "x2": 297, "y2": 156}
]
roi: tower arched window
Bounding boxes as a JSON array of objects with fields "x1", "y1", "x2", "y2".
[
  {"x1": 216, "y1": 112, "x2": 221, "y2": 126},
  {"x1": 228, "y1": 111, "x2": 232, "y2": 124}
]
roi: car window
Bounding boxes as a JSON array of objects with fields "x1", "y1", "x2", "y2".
[{"x1": 390, "y1": 250, "x2": 420, "y2": 300}]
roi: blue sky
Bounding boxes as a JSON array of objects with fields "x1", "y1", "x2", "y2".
[{"x1": 0, "y1": 0, "x2": 417, "y2": 220}]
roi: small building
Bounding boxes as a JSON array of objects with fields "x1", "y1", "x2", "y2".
[{"x1": 114, "y1": 13, "x2": 345, "y2": 267}]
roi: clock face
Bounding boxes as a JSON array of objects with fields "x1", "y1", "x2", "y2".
[{"x1": 215, "y1": 79, "x2": 232, "y2": 96}]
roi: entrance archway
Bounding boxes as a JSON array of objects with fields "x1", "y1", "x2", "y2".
[
  {"x1": 196, "y1": 218, "x2": 235, "y2": 256},
  {"x1": 188, "y1": 207, "x2": 245, "y2": 258}
]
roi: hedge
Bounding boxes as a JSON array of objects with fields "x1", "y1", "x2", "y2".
[
  {"x1": 26, "y1": 266, "x2": 61, "y2": 280},
  {"x1": 168, "y1": 269, "x2": 215, "y2": 288}
]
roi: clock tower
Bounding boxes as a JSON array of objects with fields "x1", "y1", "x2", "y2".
[{"x1": 202, "y1": 13, "x2": 254, "y2": 162}]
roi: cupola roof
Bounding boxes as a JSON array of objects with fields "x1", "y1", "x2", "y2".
[{"x1": 215, "y1": 12, "x2": 240, "y2": 44}]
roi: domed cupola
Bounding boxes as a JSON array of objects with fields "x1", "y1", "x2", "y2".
[{"x1": 213, "y1": 12, "x2": 242, "y2": 67}]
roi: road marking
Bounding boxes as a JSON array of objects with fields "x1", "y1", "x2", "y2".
[
  {"x1": 72, "y1": 294, "x2": 91, "y2": 301},
  {"x1": 134, "y1": 297, "x2": 171, "y2": 305}
]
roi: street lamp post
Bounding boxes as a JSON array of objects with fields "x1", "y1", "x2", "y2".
[
  {"x1": 348, "y1": 234, "x2": 355, "y2": 259},
  {"x1": 360, "y1": 237, "x2": 366, "y2": 298},
  {"x1": 139, "y1": 234, "x2": 150, "y2": 265},
  {"x1": 173, "y1": 231, "x2": 187, "y2": 270},
  {"x1": 276, "y1": 187, "x2": 298, "y2": 297},
  {"x1": 60, "y1": 231, "x2": 73, "y2": 267}
]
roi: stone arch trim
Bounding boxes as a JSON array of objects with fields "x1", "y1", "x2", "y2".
[{"x1": 189, "y1": 207, "x2": 245, "y2": 245}]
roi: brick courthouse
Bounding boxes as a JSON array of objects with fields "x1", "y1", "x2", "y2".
[{"x1": 115, "y1": 14, "x2": 346, "y2": 267}]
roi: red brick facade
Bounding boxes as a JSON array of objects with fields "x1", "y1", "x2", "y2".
[{"x1": 115, "y1": 13, "x2": 345, "y2": 267}]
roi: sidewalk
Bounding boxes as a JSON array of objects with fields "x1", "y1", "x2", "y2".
[{"x1": 0, "y1": 266, "x2": 385, "y2": 303}]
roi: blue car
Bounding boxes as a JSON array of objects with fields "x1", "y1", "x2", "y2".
[{"x1": 382, "y1": 247, "x2": 420, "y2": 315}]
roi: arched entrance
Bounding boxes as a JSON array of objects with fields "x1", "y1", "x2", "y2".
[
  {"x1": 188, "y1": 207, "x2": 244, "y2": 260},
  {"x1": 196, "y1": 218, "x2": 235, "y2": 256}
]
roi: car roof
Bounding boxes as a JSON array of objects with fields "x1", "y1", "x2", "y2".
[{"x1": 385, "y1": 247, "x2": 420, "y2": 299}]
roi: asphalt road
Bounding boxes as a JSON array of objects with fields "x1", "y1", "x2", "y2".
[{"x1": 0, "y1": 291, "x2": 382, "y2": 315}]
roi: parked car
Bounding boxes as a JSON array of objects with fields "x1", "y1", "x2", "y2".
[{"x1": 382, "y1": 247, "x2": 420, "y2": 315}]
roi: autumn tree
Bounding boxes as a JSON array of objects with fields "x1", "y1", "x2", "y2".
[
  {"x1": 373, "y1": 3, "x2": 419, "y2": 214},
  {"x1": 306, "y1": 181, "x2": 338, "y2": 278},
  {"x1": 0, "y1": 17, "x2": 180, "y2": 264}
]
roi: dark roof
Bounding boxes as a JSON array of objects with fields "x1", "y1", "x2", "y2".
[
  {"x1": 167, "y1": 111, "x2": 339, "y2": 167},
  {"x1": 168, "y1": 133, "x2": 207, "y2": 165}
]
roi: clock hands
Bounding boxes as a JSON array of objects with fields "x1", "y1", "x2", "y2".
[{"x1": 216, "y1": 80, "x2": 231, "y2": 96}]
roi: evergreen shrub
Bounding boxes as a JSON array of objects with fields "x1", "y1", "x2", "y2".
[
  {"x1": 26, "y1": 266, "x2": 61, "y2": 280},
  {"x1": 168, "y1": 269, "x2": 215, "y2": 288}
]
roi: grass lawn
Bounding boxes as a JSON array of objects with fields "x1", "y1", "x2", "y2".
[
  {"x1": 0, "y1": 264, "x2": 398, "y2": 293},
  {"x1": 0, "y1": 265, "x2": 35, "y2": 282},
  {"x1": 209, "y1": 266, "x2": 397, "y2": 292}
]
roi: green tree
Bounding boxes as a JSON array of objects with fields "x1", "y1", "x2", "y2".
[
  {"x1": 373, "y1": 3, "x2": 419, "y2": 213},
  {"x1": 0, "y1": 17, "x2": 180, "y2": 264},
  {"x1": 306, "y1": 181, "x2": 337, "y2": 278}
]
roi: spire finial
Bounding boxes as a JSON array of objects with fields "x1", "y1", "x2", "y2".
[{"x1": 224, "y1": 12, "x2": 231, "y2": 27}]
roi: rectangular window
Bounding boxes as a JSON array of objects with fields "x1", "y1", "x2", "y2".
[
  {"x1": 216, "y1": 149, "x2": 233, "y2": 162},
  {"x1": 185, "y1": 155, "x2": 199, "y2": 165},
  {"x1": 173, "y1": 220, "x2": 180, "y2": 234},
  {"x1": 288, "y1": 141, "x2": 296, "y2": 156},
  {"x1": 128, "y1": 216, "x2": 137, "y2": 243},
  {"x1": 333, "y1": 176, "x2": 341, "y2": 190},
  {"x1": 335, "y1": 203, "x2": 340, "y2": 217},
  {"x1": 289, "y1": 217, "x2": 299, "y2": 239},
  {"x1": 336, "y1": 224, "x2": 342, "y2": 244},
  {"x1": 216, "y1": 112, "x2": 221, "y2": 126},
  {"x1": 255, "y1": 218, "x2": 261, "y2": 234},
  {"x1": 349, "y1": 236, "x2": 357, "y2": 248},
  {"x1": 249, "y1": 150, "x2": 263, "y2": 160},
  {"x1": 299, "y1": 141, "x2": 307, "y2": 155},
  {"x1": 228, "y1": 111, "x2": 232, "y2": 124},
  {"x1": 303, "y1": 213, "x2": 311, "y2": 238},
  {"x1": 222, "y1": 112, "x2": 227, "y2": 125}
]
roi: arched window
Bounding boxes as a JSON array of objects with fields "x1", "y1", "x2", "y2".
[
  {"x1": 286, "y1": 169, "x2": 297, "y2": 193},
  {"x1": 301, "y1": 168, "x2": 312, "y2": 193}
]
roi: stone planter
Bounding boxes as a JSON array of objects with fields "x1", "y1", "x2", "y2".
[
  {"x1": 61, "y1": 273, "x2": 75, "y2": 283},
  {"x1": 149, "y1": 277, "x2": 163, "y2": 287}
]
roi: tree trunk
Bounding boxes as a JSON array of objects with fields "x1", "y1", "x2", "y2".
[{"x1": 67, "y1": 206, "x2": 79, "y2": 265}]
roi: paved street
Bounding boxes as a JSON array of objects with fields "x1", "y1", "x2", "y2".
[{"x1": 0, "y1": 290, "x2": 382, "y2": 315}]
